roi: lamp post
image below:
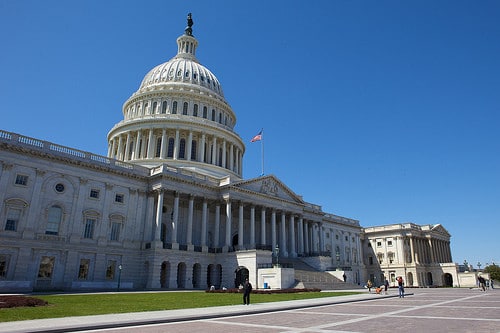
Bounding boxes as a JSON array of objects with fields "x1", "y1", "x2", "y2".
[
  {"x1": 463, "y1": 259, "x2": 468, "y2": 272},
  {"x1": 275, "y1": 244, "x2": 280, "y2": 267},
  {"x1": 477, "y1": 262, "x2": 482, "y2": 270},
  {"x1": 117, "y1": 264, "x2": 122, "y2": 291}
]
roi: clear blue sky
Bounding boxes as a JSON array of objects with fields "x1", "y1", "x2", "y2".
[{"x1": 1, "y1": 1, "x2": 499, "y2": 268}]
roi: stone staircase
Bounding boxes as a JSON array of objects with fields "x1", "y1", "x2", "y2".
[{"x1": 281, "y1": 258, "x2": 363, "y2": 291}]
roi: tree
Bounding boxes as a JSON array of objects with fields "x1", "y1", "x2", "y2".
[{"x1": 484, "y1": 263, "x2": 500, "y2": 281}]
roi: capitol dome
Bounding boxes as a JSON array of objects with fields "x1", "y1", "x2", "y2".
[
  {"x1": 107, "y1": 14, "x2": 245, "y2": 179},
  {"x1": 138, "y1": 48, "x2": 225, "y2": 99}
]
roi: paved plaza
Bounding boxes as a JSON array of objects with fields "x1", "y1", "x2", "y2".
[{"x1": 1, "y1": 288, "x2": 499, "y2": 332}]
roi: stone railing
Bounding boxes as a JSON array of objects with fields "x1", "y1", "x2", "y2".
[
  {"x1": 0, "y1": 129, "x2": 149, "y2": 176},
  {"x1": 150, "y1": 164, "x2": 224, "y2": 186},
  {"x1": 324, "y1": 213, "x2": 360, "y2": 226}
]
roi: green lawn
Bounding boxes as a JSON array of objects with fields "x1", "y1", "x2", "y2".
[{"x1": 0, "y1": 291, "x2": 359, "y2": 322}]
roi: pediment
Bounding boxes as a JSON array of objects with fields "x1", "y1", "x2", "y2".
[
  {"x1": 231, "y1": 175, "x2": 304, "y2": 204},
  {"x1": 431, "y1": 224, "x2": 451, "y2": 236}
]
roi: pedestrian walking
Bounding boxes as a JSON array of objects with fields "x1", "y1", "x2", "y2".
[
  {"x1": 478, "y1": 276, "x2": 486, "y2": 291},
  {"x1": 243, "y1": 278, "x2": 252, "y2": 305},
  {"x1": 384, "y1": 278, "x2": 389, "y2": 294}
]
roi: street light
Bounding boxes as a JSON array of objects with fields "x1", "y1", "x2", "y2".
[
  {"x1": 117, "y1": 264, "x2": 122, "y2": 291},
  {"x1": 463, "y1": 259, "x2": 468, "y2": 272},
  {"x1": 275, "y1": 244, "x2": 280, "y2": 267},
  {"x1": 477, "y1": 262, "x2": 482, "y2": 270}
]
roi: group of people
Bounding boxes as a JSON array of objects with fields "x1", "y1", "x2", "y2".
[
  {"x1": 366, "y1": 276, "x2": 405, "y2": 298},
  {"x1": 478, "y1": 276, "x2": 494, "y2": 291}
]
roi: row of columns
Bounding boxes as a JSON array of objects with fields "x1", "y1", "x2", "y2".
[
  {"x1": 409, "y1": 236, "x2": 452, "y2": 264},
  {"x1": 124, "y1": 98, "x2": 227, "y2": 125},
  {"x1": 108, "y1": 129, "x2": 242, "y2": 175},
  {"x1": 150, "y1": 190, "x2": 359, "y2": 259}
]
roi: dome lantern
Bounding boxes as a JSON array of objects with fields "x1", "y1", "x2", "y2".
[{"x1": 176, "y1": 13, "x2": 198, "y2": 61}]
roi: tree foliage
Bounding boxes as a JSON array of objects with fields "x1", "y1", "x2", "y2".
[{"x1": 484, "y1": 263, "x2": 500, "y2": 281}]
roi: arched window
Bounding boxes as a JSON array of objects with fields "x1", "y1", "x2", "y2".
[
  {"x1": 203, "y1": 106, "x2": 207, "y2": 119},
  {"x1": 172, "y1": 101, "x2": 177, "y2": 114},
  {"x1": 167, "y1": 138, "x2": 174, "y2": 158},
  {"x1": 179, "y1": 139, "x2": 186, "y2": 159},
  {"x1": 218, "y1": 148, "x2": 223, "y2": 166},
  {"x1": 152, "y1": 102, "x2": 157, "y2": 114},
  {"x1": 191, "y1": 141, "x2": 197, "y2": 161},
  {"x1": 211, "y1": 109, "x2": 215, "y2": 121},
  {"x1": 161, "y1": 101, "x2": 168, "y2": 114},
  {"x1": 183, "y1": 102, "x2": 188, "y2": 115},
  {"x1": 218, "y1": 113, "x2": 222, "y2": 124},
  {"x1": 46, "y1": 205, "x2": 62, "y2": 235},
  {"x1": 193, "y1": 104, "x2": 198, "y2": 117}
]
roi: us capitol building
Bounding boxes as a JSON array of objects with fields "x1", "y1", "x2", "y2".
[{"x1": 0, "y1": 15, "x2": 458, "y2": 292}]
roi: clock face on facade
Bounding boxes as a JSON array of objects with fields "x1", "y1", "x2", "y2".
[{"x1": 55, "y1": 183, "x2": 65, "y2": 193}]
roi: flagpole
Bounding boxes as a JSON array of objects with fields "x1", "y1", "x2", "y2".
[{"x1": 261, "y1": 128, "x2": 264, "y2": 176}]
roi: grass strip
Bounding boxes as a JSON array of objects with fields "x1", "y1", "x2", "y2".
[{"x1": 0, "y1": 291, "x2": 359, "y2": 322}]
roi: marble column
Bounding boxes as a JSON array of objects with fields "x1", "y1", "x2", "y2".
[
  {"x1": 225, "y1": 199, "x2": 232, "y2": 247},
  {"x1": 298, "y1": 217, "x2": 304, "y2": 255},
  {"x1": 186, "y1": 195, "x2": 194, "y2": 245},
  {"x1": 238, "y1": 202, "x2": 244, "y2": 248},
  {"x1": 289, "y1": 215, "x2": 296, "y2": 257},
  {"x1": 154, "y1": 189, "x2": 164, "y2": 242},
  {"x1": 214, "y1": 204, "x2": 220, "y2": 248},
  {"x1": 260, "y1": 207, "x2": 266, "y2": 247},
  {"x1": 171, "y1": 192, "x2": 179, "y2": 245},
  {"x1": 280, "y1": 212, "x2": 287, "y2": 256},
  {"x1": 250, "y1": 205, "x2": 255, "y2": 247},
  {"x1": 201, "y1": 199, "x2": 208, "y2": 247},
  {"x1": 271, "y1": 209, "x2": 277, "y2": 250}
]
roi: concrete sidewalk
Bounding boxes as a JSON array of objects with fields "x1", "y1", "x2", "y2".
[{"x1": 0, "y1": 291, "x2": 397, "y2": 333}]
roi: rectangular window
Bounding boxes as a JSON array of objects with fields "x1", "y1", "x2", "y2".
[
  {"x1": 15, "y1": 174, "x2": 28, "y2": 186},
  {"x1": 90, "y1": 189, "x2": 100, "y2": 199},
  {"x1": 110, "y1": 222, "x2": 121, "y2": 241},
  {"x1": 83, "y1": 218, "x2": 95, "y2": 239},
  {"x1": 78, "y1": 259, "x2": 90, "y2": 280},
  {"x1": 37, "y1": 256, "x2": 55, "y2": 279},
  {"x1": 5, "y1": 208, "x2": 21, "y2": 231},
  {"x1": 389, "y1": 253, "x2": 395, "y2": 264},
  {"x1": 106, "y1": 260, "x2": 116, "y2": 280},
  {"x1": 0, "y1": 255, "x2": 8, "y2": 278},
  {"x1": 115, "y1": 194, "x2": 124, "y2": 203},
  {"x1": 46, "y1": 206, "x2": 62, "y2": 235},
  {"x1": 155, "y1": 137, "x2": 162, "y2": 158},
  {"x1": 387, "y1": 240, "x2": 393, "y2": 246},
  {"x1": 376, "y1": 241, "x2": 382, "y2": 247}
]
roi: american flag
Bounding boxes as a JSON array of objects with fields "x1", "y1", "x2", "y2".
[{"x1": 250, "y1": 130, "x2": 262, "y2": 142}]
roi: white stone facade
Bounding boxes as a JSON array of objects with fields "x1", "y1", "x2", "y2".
[
  {"x1": 363, "y1": 223, "x2": 458, "y2": 287},
  {"x1": 0, "y1": 131, "x2": 364, "y2": 291},
  {"x1": 0, "y1": 15, "x2": 456, "y2": 292}
]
